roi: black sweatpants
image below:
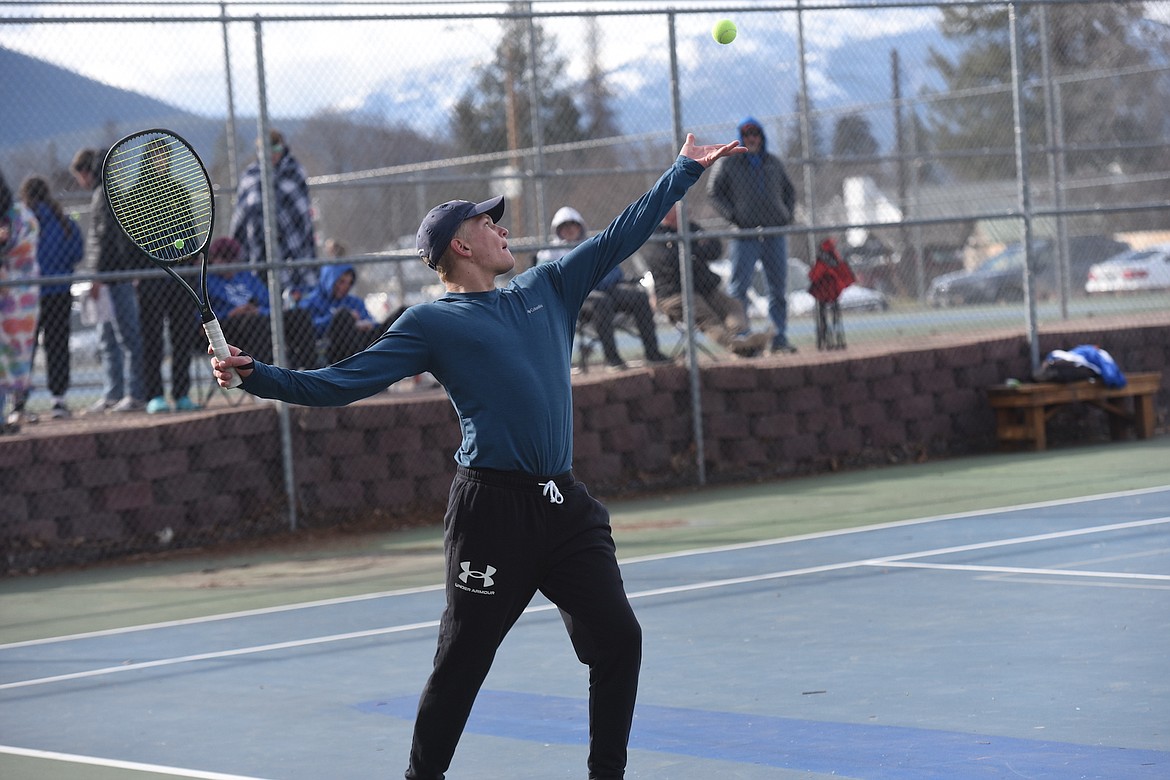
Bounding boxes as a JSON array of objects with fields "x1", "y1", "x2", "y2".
[{"x1": 405, "y1": 466, "x2": 641, "y2": 780}]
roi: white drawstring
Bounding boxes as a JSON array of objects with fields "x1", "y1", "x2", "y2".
[{"x1": 540, "y1": 480, "x2": 564, "y2": 505}]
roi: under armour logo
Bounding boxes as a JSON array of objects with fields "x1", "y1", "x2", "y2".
[{"x1": 459, "y1": 561, "x2": 496, "y2": 588}]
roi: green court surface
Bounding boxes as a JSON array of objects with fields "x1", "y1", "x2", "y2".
[{"x1": 3, "y1": 437, "x2": 1166, "y2": 646}]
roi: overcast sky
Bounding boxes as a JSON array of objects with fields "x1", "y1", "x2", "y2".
[{"x1": 0, "y1": 1, "x2": 946, "y2": 118}]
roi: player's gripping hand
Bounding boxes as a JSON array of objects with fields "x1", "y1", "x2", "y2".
[{"x1": 210, "y1": 343, "x2": 255, "y2": 387}]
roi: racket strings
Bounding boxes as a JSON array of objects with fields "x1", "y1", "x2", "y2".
[{"x1": 105, "y1": 135, "x2": 213, "y2": 262}]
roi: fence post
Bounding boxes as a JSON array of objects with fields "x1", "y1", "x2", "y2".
[
  {"x1": 1008, "y1": 2, "x2": 1041, "y2": 375},
  {"x1": 253, "y1": 15, "x2": 300, "y2": 532},
  {"x1": 667, "y1": 11, "x2": 706, "y2": 487}
]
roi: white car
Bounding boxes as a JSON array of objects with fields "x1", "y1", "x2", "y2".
[{"x1": 1085, "y1": 244, "x2": 1170, "y2": 293}]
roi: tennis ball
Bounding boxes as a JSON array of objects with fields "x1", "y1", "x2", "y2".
[
  {"x1": 712, "y1": 19, "x2": 737, "y2": 45},
  {"x1": 174, "y1": 238, "x2": 185, "y2": 250}
]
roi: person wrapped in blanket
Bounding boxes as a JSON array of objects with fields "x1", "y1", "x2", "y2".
[
  {"x1": 228, "y1": 128, "x2": 318, "y2": 303},
  {"x1": 0, "y1": 169, "x2": 39, "y2": 432}
]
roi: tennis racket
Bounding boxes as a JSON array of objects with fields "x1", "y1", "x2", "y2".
[{"x1": 102, "y1": 129, "x2": 241, "y2": 388}]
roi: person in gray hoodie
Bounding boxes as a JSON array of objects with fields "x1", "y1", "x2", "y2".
[{"x1": 707, "y1": 116, "x2": 798, "y2": 353}]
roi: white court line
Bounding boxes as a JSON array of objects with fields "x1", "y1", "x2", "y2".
[
  {"x1": 619, "y1": 484, "x2": 1170, "y2": 565},
  {"x1": 0, "y1": 583, "x2": 445, "y2": 651},
  {"x1": 862, "y1": 516, "x2": 1170, "y2": 565},
  {"x1": 0, "y1": 744, "x2": 272, "y2": 779},
  {"x1": 8, "y1": 516, "x2": 1168, "y2": 692},
  {"x1": 5, "y1": 485, "x2": 1167, "y2": 651},
  {"x1": 873, "y1": 561, "x2": 1170, "y2": 581},
  {"x1": 0, "y1": 619, "x2": 440, "y2": 691}
]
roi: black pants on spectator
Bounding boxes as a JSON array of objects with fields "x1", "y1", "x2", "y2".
[
  {"x1": 221, "y1": 309, "x2": 317, "y2": 369},
  {"x1": 138, "y1": 277, "x2": 201, "y2": 401},
  {"x1": 580, "y1": 285, "x2": 664, "y2": 365},
  {"x1": 324, "y1": 311, "x2": 398, "y2": 365},
  {"x1": 38, "y1": 291, "x2": 73, "y2": 397}
]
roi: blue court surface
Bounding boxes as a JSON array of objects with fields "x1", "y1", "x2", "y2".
[{"x1": 1, "y1": 487, "x2": 1167, "y2": 779}]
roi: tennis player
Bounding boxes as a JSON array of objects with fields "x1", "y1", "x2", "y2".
[{"x1": 211, "y1": 134, "x2": 745, "y2": 780}]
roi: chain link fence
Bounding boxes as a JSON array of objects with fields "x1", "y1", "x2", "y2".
[{"x1": 1, "y1": 1, "x2": 1168, "y2": 566}]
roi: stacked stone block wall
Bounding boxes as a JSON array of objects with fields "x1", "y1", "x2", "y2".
[{"x1": 2, "y1": 325, "x2": 1166, "y2": 572}]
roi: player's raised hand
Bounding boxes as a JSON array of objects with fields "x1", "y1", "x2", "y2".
[{"x1": 679, "y1": 133, "x2": 746, "y2": 168}]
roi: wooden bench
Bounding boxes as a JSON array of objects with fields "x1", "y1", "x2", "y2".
[{"x1": 987, "y1": 371, "x2": 1161, "y2": 451}]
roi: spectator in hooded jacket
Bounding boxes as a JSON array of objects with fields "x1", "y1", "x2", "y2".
[
  {"x1": 228, "y1": 129, "x2": 318, "y2": 303},
  {"x1": 298, "y1": 263, "x2": 395, "y2": 365},
  {"x1": 536, "y1": 206, "x2": 668, "y2": 369},
  {"x1": 71, "y1": 146, "x2": 149, "y2": 413},
  {"x1": 206, "y1": 236, "x2": 316, "y2": 369},
  {"x1": 15, "y1": 175, "x2": 84, "y2": 420},
  {"x1": 707, "y1": 116, "x2": 798, "y2": 354}
]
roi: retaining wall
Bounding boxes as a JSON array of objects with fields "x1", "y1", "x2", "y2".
[{"x1": 2, "y1": 323, "x2": 1166, "y2": 572}]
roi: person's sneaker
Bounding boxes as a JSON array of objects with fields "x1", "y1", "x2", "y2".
[
  {"x1": 146, "y1": 395, "x2": 171, "y2": 414},
  {"x1": 50, "y1": 402, "x2": 72, "y2": 420},
  {"x1": 645, "y1": 352, "x2": 672, "y2": 364},
  {"x1": 86, "y1": 398, "x2": 116, "y2": 415},
  {"x1": 771, "y1": 339, "x2": 798, "y2": 354},
  {"x1": 111, "y1": 396, "x2": 146, "y2": 413},
  {"x1": 173, "y1": 396, "x2": 201, "y2": 412},
  {"x1": 730, "y1": 331, "x2": 770, "y2": 357},
  {"x1": 7, "y1": 409, "x2": 37, "y2": 425}
]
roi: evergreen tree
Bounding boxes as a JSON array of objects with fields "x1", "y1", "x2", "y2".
[
  {"x1": 581, "y1": 17, "x2": 619, "y2": 139},
  {"x1": 832, "y1": 112, "x2": 880, "y2": 159},
  {"x1": 926, "y1": 2, "x2": 1168, "y2": 181},
  {"x1": 450, "y1": 2, "x2": 586, "y2": 156}
]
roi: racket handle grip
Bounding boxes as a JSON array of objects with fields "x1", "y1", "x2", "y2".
[{"x1": 204, "y1": 316, "x2": 243, "y2": 389}]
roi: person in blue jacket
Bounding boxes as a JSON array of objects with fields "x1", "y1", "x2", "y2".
[
  {"x1": 297, "y1": 263, "x2": 391, "y2": 365},
  {"x1": 211, "y1": 134, "x2": 745, "y2": 780},
  {"x1": 206, "y1": 236, "x2": 316, "y2": 369},
  {"x1": 15, "y1": 175, "x2": 84, "y2": 420}
]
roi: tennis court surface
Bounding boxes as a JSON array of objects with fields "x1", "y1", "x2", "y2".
[{"x1": 2, "y1": 438, "x2": 1167, "y2": 779}]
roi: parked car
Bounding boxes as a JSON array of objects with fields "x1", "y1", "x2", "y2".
[
  {"x1": 927, "y1": 236, "x2": 1131, "y2": 307},
  {"x1": 846, "y1": 238, "x2": 964, "y2": 298},
  {"x1": 1085, "y1": 244, "x2": 1170, "y2": 293}
]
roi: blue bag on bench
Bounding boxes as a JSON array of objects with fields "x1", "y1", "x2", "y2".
[{"x1": 1035, "y1": 345, "x2": 1127, "y2": 388}]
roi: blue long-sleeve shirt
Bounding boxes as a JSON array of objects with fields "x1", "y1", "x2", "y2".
[
  {"x1": 242, "y1": 156, "x2": 703, "y2": 474},
  {"x1": 31, "y1": 203, "x2": 83, "y2": 295}
]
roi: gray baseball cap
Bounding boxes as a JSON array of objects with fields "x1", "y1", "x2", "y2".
[{"x1": 416, "y1": 195, "x2": 506, "y2": 270}]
